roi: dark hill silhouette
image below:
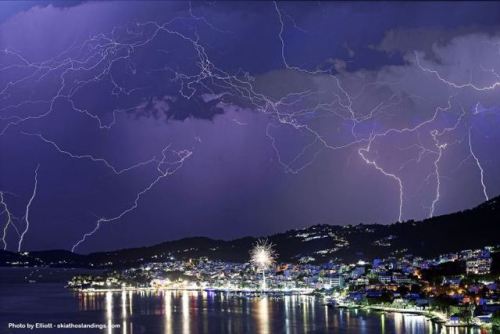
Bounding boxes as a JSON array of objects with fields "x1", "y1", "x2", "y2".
[{"x1": 1, "y1": 196, "x2": 498, "y2": 268}]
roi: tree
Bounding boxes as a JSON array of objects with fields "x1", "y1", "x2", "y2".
[{"x1": 492, "y1": 311, "x2": 500, "y2": 330}]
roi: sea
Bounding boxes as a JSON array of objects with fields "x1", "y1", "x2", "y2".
[{"x1": 0, "y1": 268, "x2": 486, "y2": 334}]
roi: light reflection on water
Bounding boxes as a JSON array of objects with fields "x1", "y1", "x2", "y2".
[
  {"x1": 76, "y1": 290, "x2": 484, "y2": 334},
  {"x1": 1, "y1": 269, "x2": 484, "y2": 334}
]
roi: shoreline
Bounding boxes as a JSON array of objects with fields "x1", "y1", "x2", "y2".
[
  {"x1": 75, "y1": 286, "x2": 484, "y2": 330},
  {"x1": 75, "y1": 286, "x2": 315, "y2": 295},
  {"x1": 360, "y1": 305, "x2": 486, "y2": 329}
]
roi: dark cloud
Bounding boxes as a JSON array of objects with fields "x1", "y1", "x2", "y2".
[
  {"x1": 376, "y1": 27, "x2": 500, "y2": 59},
  {"x1": 1, "y1": 1, "x2": 500, "y2": 252}
]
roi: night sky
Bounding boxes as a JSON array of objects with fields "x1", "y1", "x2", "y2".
[{"x1": 1, "y1": 1, "x2": 500, "y2": 253}]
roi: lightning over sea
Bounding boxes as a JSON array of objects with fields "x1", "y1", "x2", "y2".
[{"x1": 0, "y1": 2, "x2": 499, "y2": 334}]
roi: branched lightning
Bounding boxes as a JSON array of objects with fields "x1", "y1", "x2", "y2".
[
  {"x1": 358, "y1": 137, "x2": 404, "y2": 222},
  {"x1": 427, "y1": 105, "x2": 466, "y2": 217},
  {"x1": 1, "y1": 2, "x2": 499, "y2": 251},
  {"x1": 415, "y1": 52, "x2": 500, "y2": 92},
  {"x1": 71, "y1": 147, "x2": 192, "y2": 252},
  {"x1": 20, "y1": 132, "x2": 158, "y2": 175}
]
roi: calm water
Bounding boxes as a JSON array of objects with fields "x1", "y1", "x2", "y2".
[{"x1": 0, "y1": 268, "x2": 485, "y2": 334}]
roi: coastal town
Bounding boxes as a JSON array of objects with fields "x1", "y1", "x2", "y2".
[{"x1": 68, "y1": 242, "x2": 500, "y2": 331}]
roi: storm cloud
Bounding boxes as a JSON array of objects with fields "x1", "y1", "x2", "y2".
[{"x1": 1, "y1": 1, "x2": 500, "y2": 252}]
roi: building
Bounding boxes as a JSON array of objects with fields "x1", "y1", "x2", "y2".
[
  {"x1": 377, "y1": 273, "x2": 392, "y2": 284},
  {"x1": 350, "y1": 266, "x2": 366, "y2": 279},
  {"x1": 330, "y1": 275, "x2": 345, "y2": 289},
  {"x1": 466, "y1": 257, "x2": 492, "y2": 275},
  {"x1": 392, "y1": 273, "x2": 412, "y2": 284}
]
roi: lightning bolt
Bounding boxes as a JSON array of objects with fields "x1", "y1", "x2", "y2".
[
  {"x1": 20, "y1": 132, "x2": 158, "y2": 176},
  {"x1": 358, "y1": 136, "x2": 404, "y2": 222},
  {"x1": 1, "y1": 2, "x2": 499, "y2": 251},
  {"x1": 71, "y1": 147, "x2": 192, "y2": 252},
  {"x1": 428, "y1": 136, "x2": 446, "y2": 218},
  {"x1": 428, "y1": 105, "x2": 466, "y2": 217},
  {"x1": 17, "y1": 164, "x2": 40, "y2": 252},
  {"x1": 468, "y1": 128, "x2": 489, "y2": 201},
  {"x1": 0, "y1": 191, "x2": 15, "y2": 250},
  {"x1": 415, "y1": 52, "x2": 500, "y2": 91}
]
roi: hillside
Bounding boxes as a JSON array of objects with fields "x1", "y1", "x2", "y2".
[{"x1": 1, "y1": 196, "x2": 499, "y2": 268}]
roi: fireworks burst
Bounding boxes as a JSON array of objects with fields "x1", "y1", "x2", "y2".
[{"x1": 250, "y1": 239, "x2": 276, "y2": 271}]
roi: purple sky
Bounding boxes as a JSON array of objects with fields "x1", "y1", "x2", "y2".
[{"x1": 1, "y1": 1, "x2": 500, "y2": 253}]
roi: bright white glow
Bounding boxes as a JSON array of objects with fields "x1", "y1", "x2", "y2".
[{"x1": 250, "y1": 239, "x2": 276, "y2": 271}]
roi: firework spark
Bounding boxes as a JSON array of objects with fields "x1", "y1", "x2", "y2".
[{"x1": 250, "y1": 239, "x2": 276, "y2": 271}]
